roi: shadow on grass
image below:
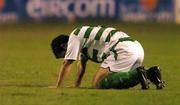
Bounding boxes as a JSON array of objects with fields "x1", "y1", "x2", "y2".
[
  {"x1": 10, "y1": 93, "x2": 37, "y2": 96},
  {"x1": 0, "y1": 84, "x2": 46, "y2": 88},
  {"x1": 0, "y1": 84, "x2": 152, "y2": 90}
]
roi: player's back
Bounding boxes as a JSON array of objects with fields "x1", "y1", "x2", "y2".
[{"x1": 70, "y1": 26, "x2": 129, "y2": 62}]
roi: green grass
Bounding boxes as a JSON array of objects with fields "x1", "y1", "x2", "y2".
[{"x1": 0, "y1": 22, "x2": 180, "y2": 105}]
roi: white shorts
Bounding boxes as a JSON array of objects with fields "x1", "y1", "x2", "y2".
[{"x1": 101, "y1": 41, "x2": 144, "y2": 72}]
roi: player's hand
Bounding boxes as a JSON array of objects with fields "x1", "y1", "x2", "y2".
[
  {"x1": 46, "y1": 85, "x2": 59, "y2": 89},
  {"x1": 66, "y1": 85, "x2": 74, "y2": 88},
  {"x1": 45, "y1": 85, "x2": 74, "y2": 89}
]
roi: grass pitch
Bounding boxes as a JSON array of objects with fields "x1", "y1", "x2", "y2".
[{"x1": 0, "y1": 22, "x2": 180, "y2": 105}]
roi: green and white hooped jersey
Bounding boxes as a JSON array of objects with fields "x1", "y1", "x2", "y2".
[{"x1": 64, "y1": 26, "x2": 129, "y2": 63}]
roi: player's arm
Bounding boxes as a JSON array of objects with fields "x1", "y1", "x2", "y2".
[
  {"x1": 55, "y1": 59, "x2": 74, "y2": 88},
  {"x1": 75, "y1": 54, "x2": 88, "y2": 87},
  {"x1": 51, "y1": 35, "x2": 80, "y2": 88}
]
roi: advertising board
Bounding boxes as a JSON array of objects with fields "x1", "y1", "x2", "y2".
[{"x1": 0, "y1": 0, "x2": 175, "y2": 23}]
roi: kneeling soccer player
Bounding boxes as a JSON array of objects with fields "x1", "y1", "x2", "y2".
[{"x1": 50, "y1": 26, "x2": 165, "y2": 89}]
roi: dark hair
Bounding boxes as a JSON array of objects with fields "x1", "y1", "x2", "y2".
[{"x1": 51, "y1": 34, "x2": 69, "y2": 58}]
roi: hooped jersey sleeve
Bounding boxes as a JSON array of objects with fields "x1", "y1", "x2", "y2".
[{"x1": 64, "y1": 35, "x2": 81, "y2": 60}]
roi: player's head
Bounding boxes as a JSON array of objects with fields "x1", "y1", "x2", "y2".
[{"x1": 51, "y1": 34, "x2": 69, "y2": 59}]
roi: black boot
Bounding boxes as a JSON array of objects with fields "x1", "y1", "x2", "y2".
[
  {"x1": 136, "y1": 66, "x2": 149, "y2": 90},
  {"x1": 147, "y1": 66, "x2": 165, "y2": 89}
]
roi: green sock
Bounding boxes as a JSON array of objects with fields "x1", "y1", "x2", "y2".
[{"x1": 99, "y1": 69, "x2": 139, "y2": 89}]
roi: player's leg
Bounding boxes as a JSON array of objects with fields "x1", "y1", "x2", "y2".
[
  {"x1": 132, "y1": 41, "x2": 149, "y2": 89},
  {"x1": 92, "y1": 67, "x2": 140, "y2": 89},
  {"x1": 99, "y1": 68, "x2": 139, "y2": 89},
  {"x1": 99, "y1": 66, "x2": 149, "y2": 89},
  {"x1": 99, "y1": 41, "x2": 149, "y2": 89},
  {"x1": 136, "y1": 66, "x2": 150, "y2": 89}
]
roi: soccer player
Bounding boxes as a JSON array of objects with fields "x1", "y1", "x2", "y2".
[{"x1": 50, "y1": 26, "x2": 165, "y2": 89}]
